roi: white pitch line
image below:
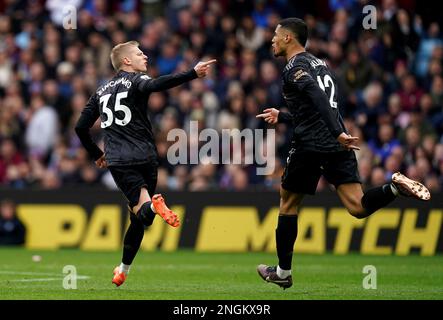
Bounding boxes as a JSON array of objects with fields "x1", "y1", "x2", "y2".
[
  {"x1": 0, "y1": 271, "x2": 61, "y2": 276},
  {"x1": 0, "y1": 271, "x2": 90, "y2": 282},
  {"x1": 10, "y1": 276, "x2": 90, "y2": 282}
]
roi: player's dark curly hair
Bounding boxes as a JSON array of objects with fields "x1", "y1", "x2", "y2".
[{"x1": 279, "y1": 18, "x2": 308, "y2": 47}]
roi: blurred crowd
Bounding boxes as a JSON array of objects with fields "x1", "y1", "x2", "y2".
[{"x1": 0, "y1": 0, "x2": 442, "y2": 192}]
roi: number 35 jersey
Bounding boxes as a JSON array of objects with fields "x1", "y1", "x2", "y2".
[
  {"x1": 76, "y1": 69, "x2": 197, "y2": 166},
  {"x1": 282, "y1": 52, "x2": 346, "y2": 153}
]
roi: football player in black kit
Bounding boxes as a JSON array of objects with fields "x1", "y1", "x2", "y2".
[
  {"x1": 75, "y1": 41, "x2": 216, "y2": 286},
  {"x1": 256, "y1": 18, "x2": 430, "y2": 289}
]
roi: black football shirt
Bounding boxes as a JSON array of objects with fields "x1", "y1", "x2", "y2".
[
  {"x1": 279, "y1": 51, "x2": 346, "y2": 152},
  {"x1": 75, "y1": 69, "x2": 197, "y2": 166}
]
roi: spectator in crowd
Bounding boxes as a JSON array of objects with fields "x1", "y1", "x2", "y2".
[
  {"x1": 0, "y1": 199, "x2": 26, "y2": 246},
  {"x1": 396, "y1": 73, "x2": 424, "y2": 112},
  {"x1": 368, "y1": 123, "x2": 401, "y2": 166},
  {"x1": 236, "y1": 16, "x2": 265, "y2": 51},
  {"x1": 0, "y1": 0, "x2": 441, "y2": 192},
  {"x1": 0, "y1": 138, "x2": 28, "y2": 188},
  {"x1": 24, "y1": 95, "x2": 59, "y2": 161},
  {"x1": 355, "y1": 81, "x2": 385, "y2": 140},
  {"x1": 415, "y1": 22, "x2": 443, "y2": 78}
]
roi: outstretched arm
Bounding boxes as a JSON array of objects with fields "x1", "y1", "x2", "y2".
[
  {"x1": 137, "y1": 69, "x2": 197, "y2": 92},
  {"x1": 137, "y1": 59, "x2": 217, "y2": 93}
]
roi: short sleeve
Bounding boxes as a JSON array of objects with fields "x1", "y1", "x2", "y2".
[{"x1": 286, "y1": 61, "x2": 314, "y2": 91}]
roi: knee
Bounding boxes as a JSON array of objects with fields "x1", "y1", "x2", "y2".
[
  {"x1": 130, "y1": 212, "x2": 147, "y2": 228},
  {"x1": 349, "y1": 210, "x2": 366, "y2": 219},
  {"x1": 345, "y1": 198, "x2": 366, "y2": 219},
  {"x1": 280, "y1": 197, "x2": 299, "y2": 215},
  {"x1": 142, "y1": 214, "x2": 155, "y2": 227},
  {"x1": 136, "y1": 202, "x2": 156, "y2": 227},
  {"x1": 347, "y1": 205, "x2": 366, "y2": 219},
  {"x1": 279, "y1": 188, "x2": 303, "y2": 214}
]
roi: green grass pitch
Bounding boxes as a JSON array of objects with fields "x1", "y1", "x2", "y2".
[{"x1": 0, "y1": 248, "x2": 442, "y2": 300}]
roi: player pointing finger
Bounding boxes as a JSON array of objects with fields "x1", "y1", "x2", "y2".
[{"x1": 194, "y1": 59, "x2": 217, "y2": 77}]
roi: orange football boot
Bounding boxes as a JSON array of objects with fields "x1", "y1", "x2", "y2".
[
  {"x1": 112, "y1": 266, "x2": 126, "y2": 287},
  {"x1": 152, "y1": 194, "x2": 180, "y2": 227}
]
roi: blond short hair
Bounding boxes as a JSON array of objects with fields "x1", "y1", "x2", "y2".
[{"x1": 110, "y1": 41, "x2": 139, "y2": 71}]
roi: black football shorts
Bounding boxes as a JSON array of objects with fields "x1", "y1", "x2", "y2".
[
  {"x1": 108, "y1": 161, "x2": 158, "y2": 208},
  {"x1": 281, "y1": 148, "x2": 361, "y2": 194}
]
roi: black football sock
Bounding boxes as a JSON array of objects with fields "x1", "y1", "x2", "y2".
[
  {"x1": 137, "y1": 201, "x2": 156, "y2": 227},
  {"x1": 360, "y1": 184, "x2": 397, "y2": 218},
  {"x1": 276, "y1": 214, "x2": 298, "y2": 271},
  {"x1": 122, "y1": 213, "x2": 145, "y2": 265}
]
